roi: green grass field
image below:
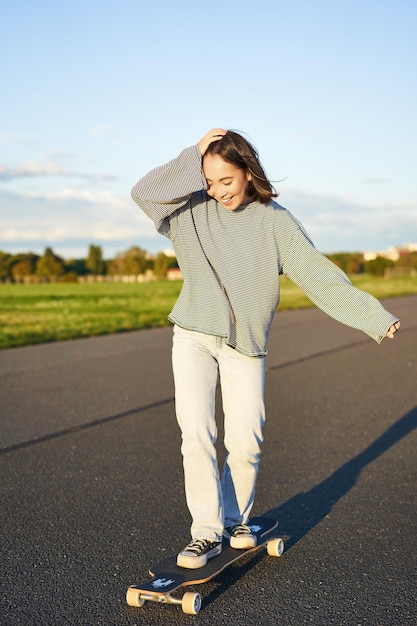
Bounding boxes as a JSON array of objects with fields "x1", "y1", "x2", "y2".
[{"x1": 0, "y1": 275, "x2": 415, "y2": 350}]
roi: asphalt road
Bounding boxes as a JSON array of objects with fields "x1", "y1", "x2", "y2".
[{"x1": 1, "y1": 296, "x2": 416, "y2": 626}]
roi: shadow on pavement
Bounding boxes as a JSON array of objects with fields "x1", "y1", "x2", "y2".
[
  {"x1": 265, "y1": 405, "x2": 417, "y2": 549},
  {"x1": 201, "y1": 406, "x2": 417, "y2": 609}
]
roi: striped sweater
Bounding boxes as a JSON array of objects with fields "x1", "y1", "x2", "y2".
[{"x1": 131, "y1": 144, "x2": 399, "y2": 356}]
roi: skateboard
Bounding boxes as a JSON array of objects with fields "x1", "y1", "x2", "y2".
[{"x1": 126, "y1": 516, "x2": 284, "y2": 615}]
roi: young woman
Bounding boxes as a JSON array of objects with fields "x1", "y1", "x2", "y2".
[{"x1": 131, "y1": 129, "x2": 400, "y2": 569}]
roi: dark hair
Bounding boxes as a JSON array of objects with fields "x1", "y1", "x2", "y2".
[{"x1": 204, "y1": 130, "x2": 277, "y2": 204}]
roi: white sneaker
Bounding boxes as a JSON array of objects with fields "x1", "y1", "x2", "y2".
[
  {"x1": 177, "y1": 538, "x2": 222, "y2": 569},
  {"x1": 224, "y1": 524, "x2": 257, "y2": 549}
]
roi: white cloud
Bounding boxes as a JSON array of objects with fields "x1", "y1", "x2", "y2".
[
  {"x1": 27, "y1": 188, "x2": 128, "y2": 207},
  {"x1": 0, "y1": 162, "x2": 116, "y2": 181},
  {"x1": 0, "y1": 186, "x2": 160, "y2": 257},
  {"x1": 0, "y1": 133, "x2": 36, "y2": 145},
  {"x1": 362, "y1": 178, "x2": 390, "y2": 185},
  {"x1": 281, "y1": 188, "x2": 417, "y2": 252},
  {"x1": 0, "y1": 185, "x2": 415, "y2": 258}
]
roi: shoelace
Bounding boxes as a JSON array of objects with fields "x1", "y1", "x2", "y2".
[
  {"x1": 185, "y1": 538, "x2": 211, "y2": 555},
  {"x1": 231, "y1": 524, "x2": 251, "y2": 536}
]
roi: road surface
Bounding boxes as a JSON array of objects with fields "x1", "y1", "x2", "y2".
[{"x1": 1, "y1": 296, "x2": 416, "y2": 625}]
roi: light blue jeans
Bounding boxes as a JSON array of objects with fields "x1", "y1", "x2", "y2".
[{"x1": 172, "y1": 325, "x2": 265, "y2": 541}]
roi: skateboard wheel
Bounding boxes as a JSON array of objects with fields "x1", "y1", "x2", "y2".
[
  {"x1": 126, "y1": 588, "x2": 145, "y2": 607},
  {"x1": 182, "y1": 591, "x2": 202, "y2": 614},
  {"x1": 267, "y1": 537, "x2": 285, "y2": 557}
]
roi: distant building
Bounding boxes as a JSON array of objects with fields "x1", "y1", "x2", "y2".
[
  {"x1": 167, "y1": 268, "x2": 183, "y2": 280},
  {"x1": 363, "y1": 243, "x2": 417, "y2": 262},
  {"x1": 163, "y1": 247, "x2": 177, "y2": 258}
]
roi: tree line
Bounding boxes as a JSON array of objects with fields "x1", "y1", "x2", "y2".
[
  {"x1": 0, "y1": 245, "x2": 416, "y2": 284},
  {"x1": 0, "y1": 245, "x2": 178, "y2": 283}
]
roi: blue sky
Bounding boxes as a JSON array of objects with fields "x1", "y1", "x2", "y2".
[{"x1": 1, "y1": 0, "x2": 416, "y2": 259}]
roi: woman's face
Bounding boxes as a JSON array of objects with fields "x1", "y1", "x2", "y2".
[{"x1": 203, "y1": 153, "x2": 251, "y2": 211}]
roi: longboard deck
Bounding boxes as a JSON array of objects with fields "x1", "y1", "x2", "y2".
[
  {"x1": 126, "y1": 517, "x2": 283, "y2": 614},
  {"x1": 149, "y1": 516, "x2": 278, "y2": 584}
]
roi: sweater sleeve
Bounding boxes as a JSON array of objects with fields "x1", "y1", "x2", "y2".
[
  {"x1": 282, "y1": 228, "x2": 400, "y2": 343},
  {"x1": 131, "y1": 144, "x2": 207, "y2": 235}
]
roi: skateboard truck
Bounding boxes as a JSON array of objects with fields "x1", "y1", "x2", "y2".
[{"x1": 127, "y1": 582, "x2": 202, "y2": 615}]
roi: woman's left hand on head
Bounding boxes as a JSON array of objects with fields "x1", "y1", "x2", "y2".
[{"x1": 198, "y1": 129, "x2": 227, "y2": 156}]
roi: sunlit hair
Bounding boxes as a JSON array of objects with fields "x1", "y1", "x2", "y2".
[{"x1": 204, "y1": 130, "x2": 278, "y2": 204}]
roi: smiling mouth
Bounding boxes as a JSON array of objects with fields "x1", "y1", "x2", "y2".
[{"x1": 221, "y1": 197, "x2": 233, "y2": 205}]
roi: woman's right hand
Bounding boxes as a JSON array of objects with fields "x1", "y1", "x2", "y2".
[
  {"x1": 385, "y1": 321, "x2": 401, "y2": 338},
  {"x1": 198, "y1": 128, "x2": 227, "y2": 155}
]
